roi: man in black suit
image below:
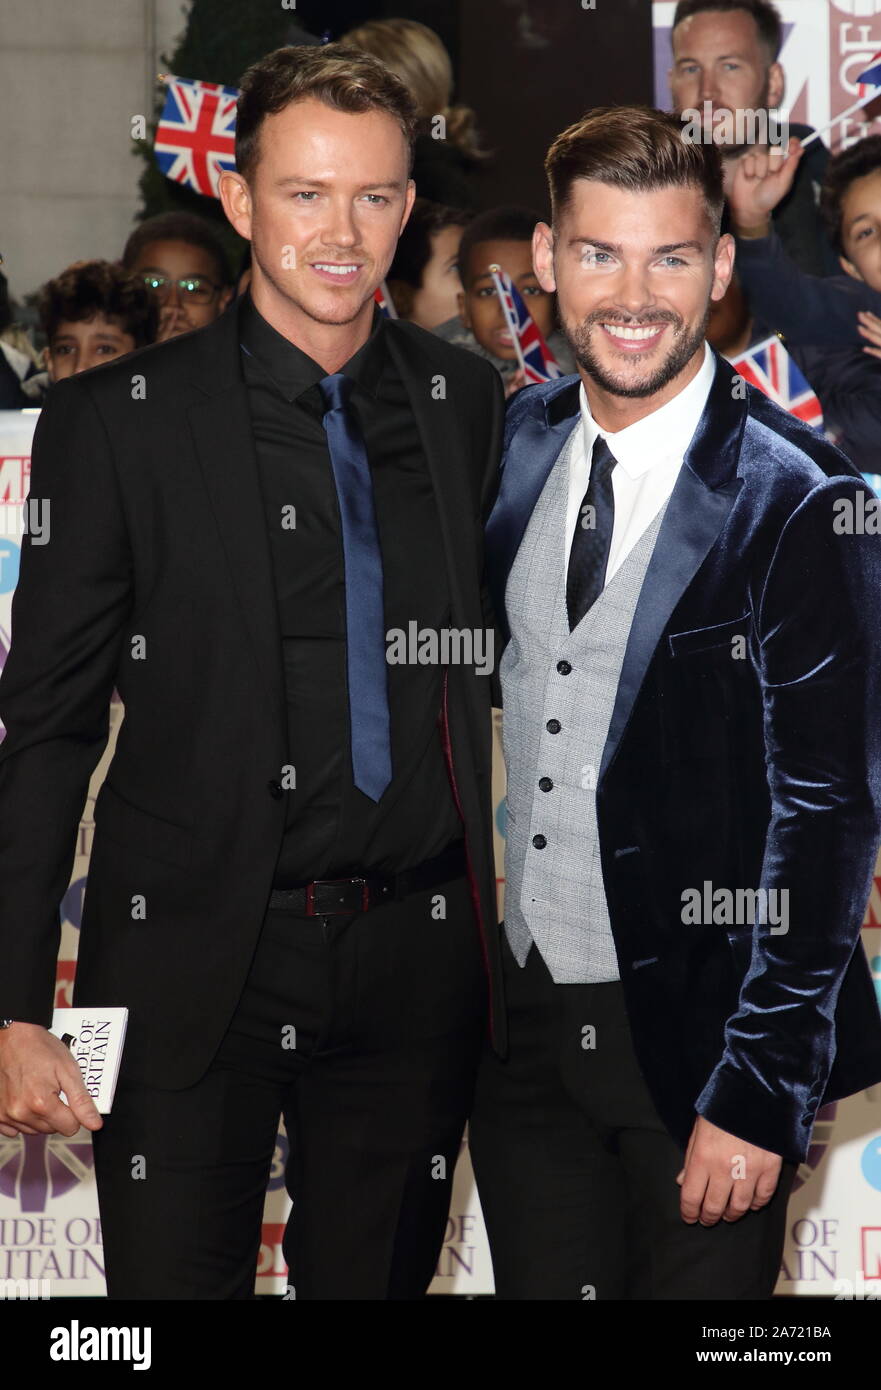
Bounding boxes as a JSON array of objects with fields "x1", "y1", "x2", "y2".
[
  {"x1": 470, "y1": 105, "x2": 881, "y2": 1300},
  {"x1": 0, "y1": 44, "x2": 504, "y2": 1300}
]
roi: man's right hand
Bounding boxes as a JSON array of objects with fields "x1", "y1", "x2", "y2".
[
  {"x1": 0, "y1": 1023, "x2": 103, "y2": 1137},
  {"x1": 727, "y1": 137, "x2": 804, "y2": 237}
]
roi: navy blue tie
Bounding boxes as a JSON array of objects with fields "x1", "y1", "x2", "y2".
[
  {"x1": 318, "y1": 373, "x2": 392, "y2": 802},
  {"x1": 566, "y1": 435, "x2": 617, "y2": 631}
]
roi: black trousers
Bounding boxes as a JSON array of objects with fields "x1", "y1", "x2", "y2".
[
  {"x1": 91, "y1": 873, "x2": 485, "y2": 1299},
  {"x1": 469, "y1": 928, "x2": 797, "y2": 1300}
]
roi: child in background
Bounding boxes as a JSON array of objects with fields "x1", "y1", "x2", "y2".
[
  {"x1": 38, "y1": 260, "x2": 158, "y2": 389},
  {"x1": 432, "y1": 205, "x2": 575, "y2": 394},
  {"x1": 386, "y1": 198, "x2": 472, "y2": 330},
  {"x1": 728, "y1": 135, "x2": 881, "y2": 470}
]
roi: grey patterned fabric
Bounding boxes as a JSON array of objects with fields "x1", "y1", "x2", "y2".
[{"x1": 501, "y1": 422, "x2": 669, "y2": 982}]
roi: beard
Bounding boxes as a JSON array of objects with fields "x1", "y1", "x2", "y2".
[{"x1": 563, "y1": 304, "x2": 710, "y2": 399}]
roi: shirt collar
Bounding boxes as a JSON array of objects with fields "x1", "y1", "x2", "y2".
[
  {"x1": 238, "y1": 288, "x2": 387, "y2": 402},
  {"x1": 578, "y1": 343, "x2": 716, "y2": 479}
]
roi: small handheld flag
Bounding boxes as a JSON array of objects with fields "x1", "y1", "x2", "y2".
[
  {"x1": 487, "y1": 264, "x2": 560, "y2": 384},
  {"x1": 154, "y1": 76, "x2": 238, "y2": 198},
  {"x1": 800, "y1": 51, "x2": 881, "y2": 148},
  {"x1": 728, "y1": 334, "x2": 824, "y2": 433},
  {"x1": 374, "y1": 282, "x2": 398, "y2": 318}
]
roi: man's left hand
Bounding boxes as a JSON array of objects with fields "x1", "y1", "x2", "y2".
[{"x1": 677, "y1": 1115, "x2": 783, "y2": 1226}]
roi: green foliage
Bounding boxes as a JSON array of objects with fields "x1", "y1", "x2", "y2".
[{"x1": 132, "y1": 0, "x2": 304, "y2": 268}]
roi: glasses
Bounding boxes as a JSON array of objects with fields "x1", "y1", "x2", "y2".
[{"x1": 140, "y1": 273, "x2": 221, "y2": 305}]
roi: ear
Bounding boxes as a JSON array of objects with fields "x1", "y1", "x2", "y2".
[
  {"x1": 711, "y1": 232, "x2": 736, "y2": 302},
  {"x1": 839, "y1": 252, "x2": 863, "y2": 283},
  {"x1": 456, "y1": 288, "x2": 470, "y2": 328},
  {"x1": 533, "y1": 221, "x2": 556, "y2": 293},
  {"x1": 219, "y1": 171, "x2": 253, "y2": 241},
  {"x1": 767, "y1": 61, "x2": 785, "y2": 110}
]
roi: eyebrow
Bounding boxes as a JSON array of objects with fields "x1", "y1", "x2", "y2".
[
  {"x1": 675, "y1": 51, "x2": 749, "y2": 63},
  {"x1": 273, "y1": 176, "x2": 405, "y2": 191},
  {"x1": 471, "y1": 268, "x2": 540, "y2": 284},
  {"x1": 567, "y1": 238, "x2": 704, "y2": 254}
]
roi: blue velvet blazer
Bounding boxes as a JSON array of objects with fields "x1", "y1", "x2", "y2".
[{"x1": 485, "y1": 352, "x2": 881, "y2": 1163}]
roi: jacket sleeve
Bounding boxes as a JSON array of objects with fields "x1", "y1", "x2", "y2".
[
  {"x1": 478, "y1": 364, "x2": 506, "y2": 709},
  {"x1": 735, "y1": 230, "x2": 881, "y2": 348},
  {"x1": 0, "y1": 377, "x2": 134, "y2": 1023},
  {"x1": 694, "y1": 475, "x2": 881, "y2": 1161}
]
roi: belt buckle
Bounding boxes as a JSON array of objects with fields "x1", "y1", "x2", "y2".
[{"x1": 305, "y1": 877, "x2": 370, "y2": 916}]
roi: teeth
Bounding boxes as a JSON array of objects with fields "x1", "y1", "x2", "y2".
[
  {"x1": 603, "y1": 324, "x2": 661, "y2": 341},
  {"x1": 314, "y1": 263, "x2": 358, "y2": 275}
]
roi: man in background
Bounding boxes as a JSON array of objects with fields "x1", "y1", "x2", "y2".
[{"x1": 669, "y1": 0, "x2": 837, "y2": 275}]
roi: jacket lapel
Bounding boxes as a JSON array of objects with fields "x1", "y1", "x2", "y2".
[
  {"x1": 599, "y1": 355, "x2": 746, "y2": 782},
  {"x1": 185, "y1": 302, "x2": 287, "y2": 736},
  {"x1": 485, "y1": 376, "x2": 581, "y2": 644}
]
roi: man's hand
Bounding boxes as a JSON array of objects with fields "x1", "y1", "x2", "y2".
[
  {"x1": 0, "y1": 1022, "x2": 103, "y2": 1138},
  {"x1": 677, "y1": 1115, "x2": 783, "y2": 1226},
  {"x1": 504, "y1": 368, "x2": 528, "y2": 399},
  {"x1": 727, "y1": 138, "x2": 804, "y2": 237}
]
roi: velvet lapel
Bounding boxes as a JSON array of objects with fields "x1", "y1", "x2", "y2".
[
  {"x1": 598, "y1": 355, "x2": 746, "y2": 783},
  {"x1": 184, "y1": 300, "x2": 287, "y2": 737},
  {"x1": 485, "y1": 376, "x2": 581, "y2": 645}
]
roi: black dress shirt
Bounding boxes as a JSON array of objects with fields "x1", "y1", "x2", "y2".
[{"x1": 238, "y1": 291, "x2": 462, "y2": 884}]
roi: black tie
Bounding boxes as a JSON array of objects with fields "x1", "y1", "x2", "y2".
[{"x1": 566, "y1": 435, "x2": 617, "y2": 631}]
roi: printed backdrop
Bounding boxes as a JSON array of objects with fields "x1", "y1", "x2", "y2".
[{"x1": 2, "y1": 2, "x2": 881, "y2": 1281}]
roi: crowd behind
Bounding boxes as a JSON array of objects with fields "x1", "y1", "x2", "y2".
[{"x1": 2, "y1": 1, "x2": 881, "y2": 474}]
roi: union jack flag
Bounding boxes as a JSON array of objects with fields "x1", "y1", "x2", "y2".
[
  {"x1": 373, "y1": 282, "x2": 398, "y2": 318},
  {"x1": 858, "y1": 51, "x2": 881, "y2": 98},
  {"x1": 729, "y1": 334, "x2": 824, "y2": 432},
  {"x1": 154, "y1": 77, "x2": 238, "y2": 198},
  {"x1": 488, "y1": 265, "x2": 560, "y2": 385}
]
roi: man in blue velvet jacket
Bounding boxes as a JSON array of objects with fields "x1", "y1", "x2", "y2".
[{"x1": 469, "y1": 106, "x2": 881, "y2": 1301}]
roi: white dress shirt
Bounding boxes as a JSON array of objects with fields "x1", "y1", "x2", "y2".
[{"x1": 564, "y1": 343, "x2": 716, "y2": 584}]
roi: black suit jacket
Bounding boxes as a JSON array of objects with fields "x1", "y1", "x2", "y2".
[
  {"x1": 0, "y1": 301, "x2": 507, "y2": 1086},
  {"x1": 486, "y1": 355, "x2": 881, "y2": 1163}
]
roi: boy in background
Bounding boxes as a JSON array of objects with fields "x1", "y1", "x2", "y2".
[
  {"x1": 37, "y1": 260, "x2": 158, "y2": 392},
  {"x1": 433, "y1": 205, "x2": 575, "y2": 393},
  {"x1": 386, "y1": 197, "x2": 472, "y2": 330},
  {"x1": 728, "y1": 135, "x2": 881, "y2": 470},
  {"x1": 122, "y1": 211, "x2": 233, "y2": 342}
]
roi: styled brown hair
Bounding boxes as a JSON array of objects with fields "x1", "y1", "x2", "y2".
[
  {"x1": 235, "y1": 42, "x2": 419, "y2": 183},
  {"x1": 546, "y1": 106, "x2": 725, "y2": 235}
]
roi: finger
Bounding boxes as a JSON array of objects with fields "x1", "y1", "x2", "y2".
[
  {"x1": 679, "y1": 1162, "x2": 709, "y2": 1223},
  {"x1": 723, "y1": 1180, "x2": 756, "y2": 1222},
  {"x1": 699, "y1": 1174, "x2": 733, "y2": 1227},
  {"x1": 750, "y1": 1164, "x2": 782, "y2": 1209},
  {"x1": 863, "y1": 346, "x2": 881, "y2": 359},
  {"x1": 0, "y1": 1122, "x2": 21, "y2": 1137}
]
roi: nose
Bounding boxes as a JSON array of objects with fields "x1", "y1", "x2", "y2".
[
  {"x1": 165, "y1": 279, "x2": 183, "y2": 307},
  {"x1": 613, "y1": 263, "x2": 655, "y2": 317},
  {"x1": 699, "y1": 70, "x2": 718, "y2": 104},
  {"x1": 323, "y1": 197, "x2": 358, "y2": 249}
]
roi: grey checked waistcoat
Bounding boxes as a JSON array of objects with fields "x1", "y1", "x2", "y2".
[{"x1": 500, "y1": 422, "x2": 669, "y2": 982}]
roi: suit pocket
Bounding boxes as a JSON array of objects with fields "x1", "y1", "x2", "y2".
[
  {"x1": 93, "y1": 782, "x2": 192, "y2": 869},
  {"x1": 667, "y1": 612, "x2": 751, "y2": 659}
]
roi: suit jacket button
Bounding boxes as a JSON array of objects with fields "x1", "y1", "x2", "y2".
[
  {"x1": 267, "y1": 780, "x2": 284, "y2": 799},
  {"x1": 532, "y1": 834, "x2": 547, "y2": 849},
  {"x1": 556, "y1": 660, "x2": 572, "y2": 675},
  {"x1": 538, "y1": 777, "x2": 553, "y2": 792},
  {"x1": 546, "y1": 719, "x2": 561, "y2": 734}
]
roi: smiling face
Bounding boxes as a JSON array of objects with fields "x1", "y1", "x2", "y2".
[
  {"x1": 458, "y1": 238, "x2": 555, "y2": 359},
  {"x1": 220, "y1": 97, "x2": 414, "y2": 343},
  {"x1": 534, "y1": 179, "x2": 733, "y2": 421},
  {"x1": 670, "y1": 9, "x2": 783, "y2": 132},
  {"x1": 839, "y1": 167, "x2": 881, "y2": 292}
]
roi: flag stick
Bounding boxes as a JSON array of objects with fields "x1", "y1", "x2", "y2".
[
  {"x1": 798, "y1": 93, "x2": 879, "y2": 148},
  {"x1": 488, "y1": 264, "x2": 528, "y2": 374}
]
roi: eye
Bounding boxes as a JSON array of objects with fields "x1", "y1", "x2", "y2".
[
  {"x1": 722, "y1": 62, "x2": 741, "y2": 71},
  {"x1": 856, "y1": 226, "x2": 874, "y2": 241},
  {"x1": 521, "y1": 285, "x2": 542, "y2": 296},
  {"x1": 292, "y1": 191, "x2": 318, "y2": 202},
  {"x1": 362, "y1": 194, "x2": 389, "y2": 206},
  {"x1": 659, "y1": 256, "x2": 687, "y2": 267},
  {"x1": 582, "y1": 249, "x2": 612, "y2": 266},
  {"x1": 476, "y1": 286, "x2": 494, "y2": 297}
]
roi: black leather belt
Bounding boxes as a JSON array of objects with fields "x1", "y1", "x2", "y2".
[{"x1": 267, "y1": 840, "x2": 467, "y2": 916}]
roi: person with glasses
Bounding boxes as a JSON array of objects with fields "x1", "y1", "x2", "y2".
[{"x1": 122, "y1": 211, "x2": 234, "y2": 341}]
